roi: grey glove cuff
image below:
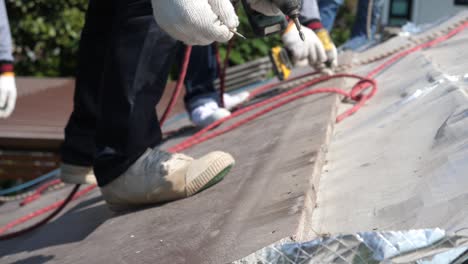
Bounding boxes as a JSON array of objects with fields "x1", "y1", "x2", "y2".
[
  {"x1": 0, "y1": 0, "x2": 14, "y2": 62},
  {"x1": 299, "y1": 0, "x2": 321, "y2": 25}
]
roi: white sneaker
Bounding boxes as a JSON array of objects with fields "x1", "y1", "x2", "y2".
[
  {"x1": 60, "y1": 163, "x2": 97, "y2": 185},
  {"x1": 101, "y1": 148, "x2": 235, "y2": 211},
  {"x1": 223, "y1": 91, "x2": 250, "y2": 110},
  {"x1": 190, "y1": 101, "x2": 231, "y2": 127}
]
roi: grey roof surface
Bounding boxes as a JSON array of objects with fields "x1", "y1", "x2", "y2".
[{"x1": 311, "y1": 27, "x2": 468, "y2": 235}]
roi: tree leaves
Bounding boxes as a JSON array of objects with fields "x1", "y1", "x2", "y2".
[{"x1": 6, "y1": 0, "x2": 86, "y2": 76}]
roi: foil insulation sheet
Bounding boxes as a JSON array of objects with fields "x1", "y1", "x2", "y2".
[{"x1": 234, "y1": 228, "x2": 468, "y2": 264}]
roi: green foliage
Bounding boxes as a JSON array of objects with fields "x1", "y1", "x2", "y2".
[
  {"x1": 330, "y1": 0, "x2": 356, "y2": 47},
  {"x1": 6, "y1": 0, "x2": 87, "y2": 76},
  {"x1": 218, "y1": 6, "x2": 282, "y2": 66}
]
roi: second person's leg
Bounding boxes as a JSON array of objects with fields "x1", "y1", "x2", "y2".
[
  {"x1": 182, "y1": 44, "x2": 249, "y2": 127},
  {"x1": 341, "y1": 0, "x2": 385, "y2": 51},
  {"x1": 318, "y1": 0, "x2": 344, "y2": 32}
]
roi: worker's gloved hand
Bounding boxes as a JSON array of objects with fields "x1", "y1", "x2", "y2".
[
  {"x1": 281, "y1": 22, "x2": 327, "y2": 70},
  {"x1": 0, "y1": 62, "x2": 17, "y2": 118},
  {"x1": 307, "y1": 20, "x2": 338, "y2": 69},
  {"x1": 245, "y1": 0, "x2": 282, "y2": 16},
  {"x1": 152, "y1": 0, "x2": 239, "y2": 45}
]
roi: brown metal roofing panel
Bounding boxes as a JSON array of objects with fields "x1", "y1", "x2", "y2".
[
  {"x1": 0, "y1": 79, "x2": 186, "y2": 150},
  {"x1": 0, "y1": 78, "x2": 74, "y2": 149}
]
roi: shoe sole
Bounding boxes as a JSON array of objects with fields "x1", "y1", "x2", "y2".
[
  {"x1": 186, "y1": 154, "x2": 235, "y2": 196},
  {"x1": 197, "y1": 165, "x2": 233, "y2": 194}
]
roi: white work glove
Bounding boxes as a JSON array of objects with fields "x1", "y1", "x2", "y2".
[
  {"x1": 0, "y1": 73, "x2": 17, "y2": 118},
  {"x1": 282, "y1": 23, "x2": 338, "y2": 71},
  {"x1": 245, "y1": 0, "x2": 282, "y2": 16},
  {"x1": 152, "y1": 0, "x2": 239, "y2": 45},
  {"x1": 314, "y1": 28, "x2": 338, "y2": 69},
  {"x1": 282, "y1": 24, "x2": 327, "y2": 69}
]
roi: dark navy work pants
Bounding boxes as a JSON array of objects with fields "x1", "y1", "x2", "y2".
[{"x1": 61, "y1": 0, "x2": 218, "y2": 186}]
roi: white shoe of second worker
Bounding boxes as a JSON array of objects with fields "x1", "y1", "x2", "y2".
[
  {"x1": 60, "y1": 163, "x2": 97, "y2": 185},
  {"x1": 223, "y1": 91, "x2": 250, "y2": 110},
  {"x1": 190, "y1": 101, "x2": 231, "y2": 127},
  {"x1": 190, "y1": 92, "x2": 250, "y2": 127},
  {"x1": 101, "y1": 148, "x2": 235, "y2": 211}
]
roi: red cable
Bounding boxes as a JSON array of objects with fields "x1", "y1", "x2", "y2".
[
  {"x1": 20, "y1": 179, "x2": 63, "y2": 206},
  {"x1": 214, "y1": 43, "x2": 224, "y2": 107},
  {"x1": 1, "y1": 22, "x2": 466, "y2": 240},
  {"x1": 169, "y1": 74, "x2": 376, "y2": 152},
  {"x1": 162, "y1": 41, "x2": 231, "y2": 132},
  {"x1": 367, "y1": 22, "x2": 468, "y2": 78},
  {"x1": 215, "y1": 40, "x2": 234, "y2": 108},
  {"x1": 159, "y1": 45, "x2": 193, "y2": 127},
  {"x1": 0, "y1": 185, "x2": 97, "y2": 240}
]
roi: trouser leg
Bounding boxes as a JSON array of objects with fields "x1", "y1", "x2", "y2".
[
  {"x1": 349, "y1": 0, "x2": 385, "y2": 41},
  {"x1": 61, "y1": 0, "x2": 112, "y2": 166},
  {"x1": 182, "y1": 44, "x2": 219, "y2": 113},
  {"x1": 0, "y1": 0, "x2": 13, "y2": 62},
  {"x1": 93, "y1": 0, "x2": 179, "y2": 186},
  {"x1": 318, "y1": 0, "x2": 344, "y2": 32},
  {"x1": 340, "y1": 0, "x2": 384, "y2": 51}
]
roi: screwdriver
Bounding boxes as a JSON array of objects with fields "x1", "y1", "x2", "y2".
[
  {"x1": 229, "y1": 29, "x2": 247, "y2": 39},
  {"x1": 271, "y1": 0, "x2": 305, "y2": 41},
  {"x1": 291, "y1": 16, "x2": 305, "y2": 41}
]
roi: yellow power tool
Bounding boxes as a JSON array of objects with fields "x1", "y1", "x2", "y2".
[{"x1": 269, "y1": 46, "x2": 293, "y2": 81}]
